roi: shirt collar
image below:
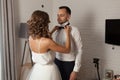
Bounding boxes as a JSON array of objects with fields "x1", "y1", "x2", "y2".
[{"x1": 60, "y1": 21, "x2": 70, "y2": 27}]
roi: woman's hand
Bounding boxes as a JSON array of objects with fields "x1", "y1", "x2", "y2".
[
  {"x1": 49, "y1": 26, "x2": 59, "y2": 36},
  {"x1": 49, "y1": 26, "x2": 59, "y2": 38},
  {"x1": 64, "y1": 25, "x2": 71, "y2": 34}
]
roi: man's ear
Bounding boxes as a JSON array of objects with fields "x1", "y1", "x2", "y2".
[{"x1": 67, "y1": 15, "x2": 71, "y2": 20}]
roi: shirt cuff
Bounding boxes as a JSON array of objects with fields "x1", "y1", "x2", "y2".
[{"x1": 73, "y1": 65, "x2": 81, "y2": 72}]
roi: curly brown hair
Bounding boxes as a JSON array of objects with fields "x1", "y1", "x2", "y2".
[{"x1": 27, "y1": 10, "x2": 50, "y2": 39}]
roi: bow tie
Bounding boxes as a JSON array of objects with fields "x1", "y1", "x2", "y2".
[
  {"x1": 58, "y1": 22, "x2": 70, "y2": 29},
  {"x1": 59, "y1": 26, "x2": 64, "y2": 29}
]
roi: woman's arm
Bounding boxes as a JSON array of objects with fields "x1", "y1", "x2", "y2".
[
  {"x1": 48, "y1": 26, "x2": 71, "y2": 53},
  {"x1": 49, "y1": 26, "x2": 59, "y2": 37}
]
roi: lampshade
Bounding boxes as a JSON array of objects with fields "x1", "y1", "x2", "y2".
[{"x1": 19, "y1": 23, "x2": 29, "y2": 39}]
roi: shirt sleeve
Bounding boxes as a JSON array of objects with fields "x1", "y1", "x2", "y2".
[{"x1": 72, "y1": 27, "x2": 83, "y2": 72}]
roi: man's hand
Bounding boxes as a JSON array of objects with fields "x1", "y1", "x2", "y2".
[{"x1": 69, "y1": 71, "x2": 77, "y2": 80}]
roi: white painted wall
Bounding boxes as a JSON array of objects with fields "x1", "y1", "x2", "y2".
[{"x1": 14, "y1": 0, "x2": 120, "y2": 80}]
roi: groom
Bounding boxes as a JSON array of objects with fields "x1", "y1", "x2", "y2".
[{"x1": 54, "y1": 6, "x2": 83, "y2": 80}]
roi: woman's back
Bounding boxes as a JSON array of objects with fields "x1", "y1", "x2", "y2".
[{"x1": 29, "y1": 36, "x2": 50, "y2": 54}]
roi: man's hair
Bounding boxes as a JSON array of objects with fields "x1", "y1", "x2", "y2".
[{"x1": 59, "y1": 6, "x2": 71, "y2": 15}]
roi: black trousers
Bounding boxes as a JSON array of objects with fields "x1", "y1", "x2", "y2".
[{"x1": 55, "y1": 58, "x2": 75, "y2": 80}]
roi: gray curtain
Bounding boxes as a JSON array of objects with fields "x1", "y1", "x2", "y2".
[
  {"x1": 0, "y1": 0, "x2": 2, "y2": 79},
  {"x1": 1, "y1": 0, "x2": 17, "y2": 80}
]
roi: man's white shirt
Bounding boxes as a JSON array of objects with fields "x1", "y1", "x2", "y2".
[{"x1": 54, "y1": 22, "x2": 83, "y2": 72}]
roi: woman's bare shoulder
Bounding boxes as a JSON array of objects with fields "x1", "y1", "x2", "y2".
[
  {"x1": 39, "y1": 37, "x2": 54, "y2": 45},
  {"x1": 40, "y1": 37, "x2": 52, "y2": 41}
]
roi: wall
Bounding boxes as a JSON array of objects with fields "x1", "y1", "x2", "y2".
[
  {"x1": 14, "y1": 0, "x2": 120, "y2": 80},
  {"x1": 52, "y1": 0, "x2": 120, "y2": 80}
]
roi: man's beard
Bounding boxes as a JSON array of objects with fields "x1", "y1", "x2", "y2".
[{"x1": 58, "y1": 20, "x2": 67, "y2": 24}]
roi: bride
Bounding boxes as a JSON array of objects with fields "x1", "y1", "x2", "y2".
[{"x1": 26, "y1": 10, "x2": 71, "y2": 80}]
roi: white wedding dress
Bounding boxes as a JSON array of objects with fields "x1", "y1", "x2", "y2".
[{"x1": 26, "y1": 51, "x2": 61, "y2": 80}]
